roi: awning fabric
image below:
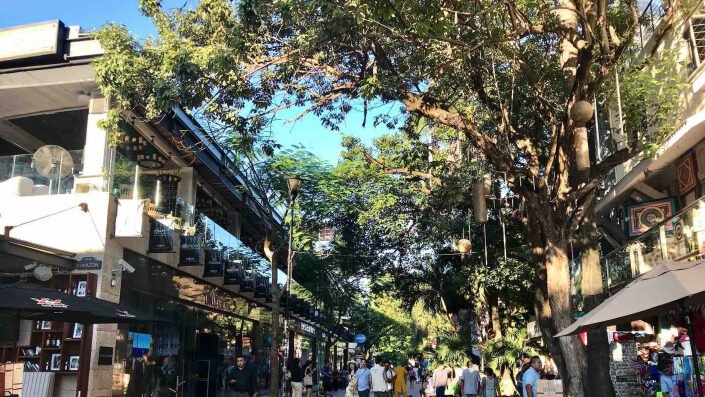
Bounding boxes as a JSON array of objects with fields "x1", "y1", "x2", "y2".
[
  {"x1": 0, "y1": 282, "x2": 165, "y2": 324},
  {"x1": 556, "y1": 260, "x2": 705, "y2": 337}
]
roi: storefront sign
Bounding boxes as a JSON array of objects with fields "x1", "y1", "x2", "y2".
[
  {"x1": 223, "y1": 258, "x2": 242, "y2": 285},
  {"x1": 354, "y1": 333, "x2": 367, "y2": 344},
  {"x1": 75, "y1": 256, "x2": 102, "y2": 270},
  {"x1": 0, "y1": 21, "x2": 64, "y2": 63},
  {"x1": 98, "y1": 346, "x2": 113, "y2": 365},
  {"x1": 203, "y1": 248, "x2": 224, "y2": 277},
  {"x1": 148, "y1": 219, "x2": 174, "y2": 253},
  {"x1": 179, "y1": 236, "x2": 202, "y2": 266}
]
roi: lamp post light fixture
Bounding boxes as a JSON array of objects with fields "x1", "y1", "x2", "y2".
[
  {"x1": 286, "y1": 176, "x2": 302, "y2": 199},
  {"x1": 282, "y1": 175, "x2": 303, "y2": 397}
]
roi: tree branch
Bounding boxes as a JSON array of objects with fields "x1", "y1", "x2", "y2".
[{"x1": 363, "y1": 153, "x2": 445, "y2": 186}]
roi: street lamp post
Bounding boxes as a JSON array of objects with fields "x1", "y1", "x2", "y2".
[{"x1": 282, "y1": 175, "x2": 302, "y2": 397}]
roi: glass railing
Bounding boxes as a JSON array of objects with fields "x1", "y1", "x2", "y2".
[
  {"x1": 112, "y1": 151, "x2": 194, "y2": 225},
  {"x1": 197, "y1": 214, "x2": 272, "y2": 293},
  {"x1": 637, "y1": 0, "x2": 666, "y2": 49},
  {"x1": 602, "y1": 196, "x2": 705, "y2": 291},
  {"x1": 0, "y1": 150, "x2": 84, "y2": 196}
]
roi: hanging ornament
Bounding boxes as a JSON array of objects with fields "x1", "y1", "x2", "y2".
[
  {"x1": 473, "y1": 173, "x2": 491, "y2": 223},
  {"x1": 569, "y1": 101, "x2": 594, "y2": 179},
  {"x1": 136, "y1": 152, "x2": 165, "y2": 169},
  {"x1": 457, "y1": 239, "x2": 472, "y2": 254}
]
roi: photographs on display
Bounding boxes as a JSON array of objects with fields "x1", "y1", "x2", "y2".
[
  {"x1": 40, "y1": 321, "x2": 51, "y2": 330},
  {"x1": 76, "y1": 281, "x2": 87, "y2": 297},
  {"x1": 72, "y1": 323, "x2": 83, "y2": 339},
  {"x1": 50, "y1": 354, "x2": 61, "y2": 371},
  {"x1": 69, "y1": 356, "x2": 79, "y2": 371}
]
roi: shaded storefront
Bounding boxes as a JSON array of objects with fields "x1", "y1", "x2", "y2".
[{"x1": 115, "y1": 249, "x2": 265, "y2": 397}]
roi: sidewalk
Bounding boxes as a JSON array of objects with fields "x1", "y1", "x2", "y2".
[{"x1": 258, "y1": 381, "x2": 422, "y2": 397}]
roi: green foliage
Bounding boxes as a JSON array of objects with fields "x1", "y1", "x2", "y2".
[
  {"x1": 604, "y1": 48, "x2": 687, "y2": 157},
  {"x1": 479, "y1": 330, "x2": 537, "y2": 374}
]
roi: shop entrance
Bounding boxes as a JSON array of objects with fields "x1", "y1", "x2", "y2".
[{"x1": 196, "y1": 333, "x2": 219, "y2": 397}]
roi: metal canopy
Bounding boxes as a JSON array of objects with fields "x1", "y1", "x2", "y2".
[{"x1": 0, "y1": 236, "x2": 76, "y2": 271}]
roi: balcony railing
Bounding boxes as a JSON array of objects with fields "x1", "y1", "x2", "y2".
[
  {"x1": 638, "y1": 0, "x2": 666, "y2": 49},
  {"x1": 602, "y1": 195, "x2": 705, "y2": 292},
  {"x1": 197, "y1": 214, "x2": 272, "y2": 292},
  {"x1": 0, "y1": 150, "x2": 84, "y2": 197}
]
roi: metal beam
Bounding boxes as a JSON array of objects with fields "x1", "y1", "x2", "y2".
[
  {"x1": 0, "y1": 119, "x2": 44, "y2": 152},
  {"x1": 634, "y1": 182, "x2": 667, "y2": 200}
]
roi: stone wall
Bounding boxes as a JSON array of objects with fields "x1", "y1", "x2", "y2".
[{"x1": 609, "y1": 340, "x2": 642, "y2": 397}]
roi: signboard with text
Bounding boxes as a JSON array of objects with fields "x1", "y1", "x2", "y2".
[
  {"x1": 148, "y1": 219, "x2": 173, "y2": 253},
  {"x1": 179, "y1": 236, "x2": 202, "y2": 266},
  {"x1": 203, "y1": 248, "x2": 224, "y2": 277}
]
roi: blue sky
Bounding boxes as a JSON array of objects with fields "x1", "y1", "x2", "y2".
[{"x1": 0, "y1": 0, "x2": 400, "y2": 164}]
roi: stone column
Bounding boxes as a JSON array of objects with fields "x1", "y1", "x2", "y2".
[{"x1": 76, "y1": 93, "x2": 114, "y2": 192}]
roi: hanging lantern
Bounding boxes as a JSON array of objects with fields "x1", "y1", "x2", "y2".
[
  {"x1": 122, "y1": 136, "x2": 146, "y2": 152},
  {"x1": 473, "y1": 173, "x2": 490, "y2": 223},
  {"x1": 136, "y1": 152, "x2": 165, "y2": 169},
  {"x1": 457, "y1": 239, "x2": 472, "y2": 254},
  {"x1": 156, "y1": 169, "x2": 182, "y2": 184},
  {"x1": 569, "y1": 101, "x2": 594, "y2": 177}
]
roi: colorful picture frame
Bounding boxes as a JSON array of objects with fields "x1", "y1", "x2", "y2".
[{"x1": 626, "y1": 198, "x2": 677, "y2": 237}]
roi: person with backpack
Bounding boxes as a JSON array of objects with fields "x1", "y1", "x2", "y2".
[
  {"x1": 515, "y1": 353, "x2": 530, "y2": 396},
  {"x1": 356, "y1": 359, "x2": 372, "y2": 397}
]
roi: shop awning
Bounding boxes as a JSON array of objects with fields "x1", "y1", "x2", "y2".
[
  {"x1": 0, "y1": 236, "x2": 76, "y2": 271},
  {"x1": 0, "y1": 282, "x2": 166, "y2": 324},
  {"x1": 556, "y1": 260, "x2": 705, "y2": 337}
]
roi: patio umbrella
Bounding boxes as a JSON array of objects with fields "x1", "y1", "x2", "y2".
[
  {"x1": 0, "y1": 282, "x2": 165, "y2": 324},
  {"x1": 555, "y1": 260, "x2": 705, "y2": 397}
]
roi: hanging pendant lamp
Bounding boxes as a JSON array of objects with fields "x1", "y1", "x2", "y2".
[
  {"x1": 570, "y1": 101, "x2": 594, "y2": 178},
  {"x1": 473, "y1": 173, "x2": 490, "y2": 223}
]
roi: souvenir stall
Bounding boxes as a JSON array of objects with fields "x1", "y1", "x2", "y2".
[{"x1": 556, "y1": 260, "x2": 705, "y2": 397}]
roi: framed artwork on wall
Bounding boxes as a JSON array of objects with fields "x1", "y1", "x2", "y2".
[{"x1": 676, "y1": 153, "x2": 697, "y2": 196}]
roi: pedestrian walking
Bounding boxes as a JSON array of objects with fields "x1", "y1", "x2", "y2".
[
  {"x1": 356, "y1": 359, "x2": 372, "y2": 397},
  {"x1": 515, "y1": 353, "x2": 530, "y2": 397},
  {"x1": 393, "y1": 361, "x2": 408, "y2": 397},
  {"x1": 383, "y1": 361, "x2": 396, "y2": 397},
  {"x1": 322, "y1": 362, "x2": 334, "y2": 397},
  {"x1": 347, "y1": 362, "x2": 359, "y2": 397},
  {"x1": 479, "y1": 368, "x2": 498, "y2": 397},
  {"x1": 459, "y1": 360, "x2": 480, "y2": 397},
  {"x1": 520, "y1": 357, "x2": 542, "y2": 397},
  {"x1": 226, "y1": 356, "x2": 259, "y2": 397},
  {"x1": 304, "y1": 360, "x2": 315, "y2": 397},
  {"x1": 407, "y1": 364, "x2": 416, "y2": 385},
  {"x1": 289, "y1": 358, "x2": 306, "y2": 397},
  {"x1": 371, "y1": 358, "x2": 389, "y2": 397},
  {"x1": 432, "y1": 360, "x2": 451, "y2": 397}
]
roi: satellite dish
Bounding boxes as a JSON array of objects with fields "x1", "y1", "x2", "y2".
[
  {"x1": 32, "y1": 145, "x2": 74, "y2": 179},
  {"x1": 33, "y1": 265, "x2": 53, "y2": 282}
]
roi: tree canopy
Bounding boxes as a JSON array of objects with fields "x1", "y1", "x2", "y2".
[{"x1": 94, "y1": 0, "x2": 690, "y2": 394}]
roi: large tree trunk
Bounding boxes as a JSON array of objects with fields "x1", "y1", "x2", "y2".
[
  {"x1": 527, "y1": 208, "x2": 587, "y2": 397},
  {"x1": 579, "y1": 217, "x2": 616, "y2": 397},
  {"x1": 545, "y1": 237, "x2": 587, "y2": 397}
]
